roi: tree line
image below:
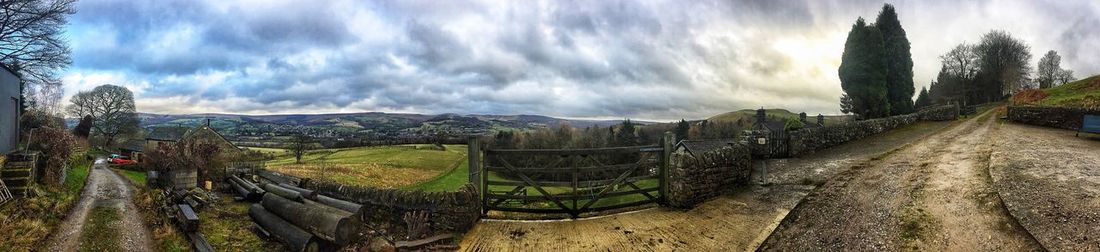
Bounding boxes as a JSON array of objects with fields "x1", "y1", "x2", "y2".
[{"x1": 841, "y1": 4, "x2": 1079, "y2": 117}]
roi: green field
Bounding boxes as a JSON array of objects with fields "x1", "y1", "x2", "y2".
[
  {"x1": 1035, "y1": 75, "x2": 1100, "y2": 107},
  {"x1": 264, "y1": 144, "x2": 469, "y2": 189},
  {"x1": 708, "y1": 108, "x2": 852, "y2": 126}
]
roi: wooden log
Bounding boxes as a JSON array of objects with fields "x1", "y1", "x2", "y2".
[
  {"x1": 263, "y1": 183, "x2": 303, "y2": 202},
  {"x1": 261, "y1": 193, "x2": 360, "y2": 245},
  {"x1": 315, "y1": 195, "x2": 363, "y2": 215},
  {"x1": 229, "y1": 178, "x2": 250, "y2": 197},
  {"x1": 278, "y1": 183, "x2": 319, "y2": 200},
  {"x1": 249, "y1": 204, "x2": 323, "y2": 252},
  {"x1": 231, "y1": 175, "x2": 263, "y2": 193},
  {"x1": 303, "y1": 199, "x2": 355, "y2": 218},
  {"x1": 175, "y1": 204, "x2": 200, "y2": 232}
]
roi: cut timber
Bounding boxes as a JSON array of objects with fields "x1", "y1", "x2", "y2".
[
  {"x1": 315, "y1": 195, "x2": 363, "y2": 216},
  {"x1": 263, "y1": 183, "x2": 304, "y2": 202},
  {"x1": 261, "y1": 193, "x2": 360, "y2": 245},
  {"x1": 279, "y1": 183, "x2": 319, "y2": 200},
  {"x1": 249, "y1": 204, "x2": 323, "y2": 252},
  {"x1": 395, "y1": 234, "x2": 455, "y2": 249}
]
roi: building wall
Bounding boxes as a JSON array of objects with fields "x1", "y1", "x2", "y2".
[{"x1": 0, "y1": 67, "x2": 19, "y2": 155}]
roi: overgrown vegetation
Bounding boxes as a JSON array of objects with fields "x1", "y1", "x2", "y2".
[
  {"x1": 0, "y1": 154, "x2": 90, "y2": 251},
  {"x1": 143, "y1": 137, "x2": 224, "y2": 187},
  {"x1": 198, "y1": 193, "x2": 284, "y2": 251},
  {"x1": 132, "y1": 188, "x2": 190, "y2": 252}
]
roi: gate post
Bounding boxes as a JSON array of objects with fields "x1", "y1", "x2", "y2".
[
  {"x1": 660, "y1": 132, "x2": 673, "y2": 204},
  {"x1": 467, "y1": 136, "x2": 480, "y2": 190}
]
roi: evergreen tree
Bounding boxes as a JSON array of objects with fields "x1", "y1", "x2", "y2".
[
  {"x1": 675, "y1": 119, "x2": 690, "y2": 142},
  {"x1": 839, "y1": 18, "x2": 890, "y2": 119},
  {"x1": 875, "y1": 4, "x2": 915, "y2": 115},
  {"x1": 914, "y1": 87, "x2": 931, "y2": 109},
  {"x1": 615, "y1": 119, "x2": 638, "y2": 146}
]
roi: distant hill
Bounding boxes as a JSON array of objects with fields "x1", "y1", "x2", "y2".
[
  {"x1": 708, "y1": 109, "x2": 851, "y2": 126},
  {"x1": 1023, "y1": 75, "x2": 1100, "y2": 108}
]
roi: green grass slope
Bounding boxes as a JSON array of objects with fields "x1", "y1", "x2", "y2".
[
  {"x1": 1037, "y1": 75, "x2": 1100, "y2": 108},
  {"x1": 265, "y1": 145, "x2": 468, "y2": 189}
]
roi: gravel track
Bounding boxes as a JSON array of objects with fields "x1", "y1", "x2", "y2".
[
  {"x1": 47, "y1": 158, "x2": 153, "y2": 252},
  {"x1": 760, "y1": 110, "x2": 1042, "y2": 251}
]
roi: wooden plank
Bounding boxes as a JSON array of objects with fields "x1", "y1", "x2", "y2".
[
  {"x1": 495, "y1": 157, "x2": 573, "y2": 214},
  {"x1": 485, "y1": 174, "x2": 656, "y2": 187},
  {"x1": 486, "y1": 187, "x2": 658, "y2": 201},
  {"x1": 395, "y1": 234, "x2": 454, "y2": 248},
  {"x1": 485, "y1": 145, "x2": 660, "y2": 156},
  {"x1": 484, "y1": 162, "x2": 657, "y2": 173}
]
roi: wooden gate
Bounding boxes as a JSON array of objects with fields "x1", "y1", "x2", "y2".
[
  {"x1": 768, "y1": 130, "x2": 789, "y2": 157},
  {"x1": 471, "y1": 135, "x2": 672, "y2": 218}
]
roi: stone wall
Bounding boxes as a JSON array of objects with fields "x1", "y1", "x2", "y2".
[
  {"x1": 667, "y1": 144, "x2": 752, "y2": 208},
  {"x1": 787, "y1": 104, "x2": 958, "y2": 156},
  {"x1": 918, "y1": 104, "x2": 961, "y2": 121},
  {"x1": 1007, "y1": 106, "x2": 1100, "y2": 130},
  {"x1": 301, "y1": 180, "x2": 481, "y2": 237}
]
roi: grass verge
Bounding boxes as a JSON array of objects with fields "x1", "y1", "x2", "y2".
[
  {"x1": 78, "y1": 205, "x2": 121, "y2": 252},
  {"x1": 133, "y1": 188, "x2": 191, "y2": 252},
  {"x1": 0, "y1": 155, "x2": 92, "y2": 251},
  {"x1": 199, "y1": 192, "x2": 284, "y2": 251}
]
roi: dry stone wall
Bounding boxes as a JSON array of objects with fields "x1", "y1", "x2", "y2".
[
  {"x1": 788, "y1": 104, "x2": 958, "y2": 156},
  {"x1": 1007, "y1": 106, "x2": 1100, "y2": 130},
  {"x1": 301, "y1": 180, "x2": 481, "y2": 236},
  {"x1": 667, "y1": 144, "x2": 752, "y2": 208}
]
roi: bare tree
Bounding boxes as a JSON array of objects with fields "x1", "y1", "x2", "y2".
[
  {"x1": 290, "y1": 133, "x2": 313, "y2": 164},
  {"x1": 940, "y1": 43, "x2": 980, "y2": 80},
  {"x1": 66, "y1": 84, "x2": 141, "y2": 147},
  {"x1": 0, "y1": 0, "x2": 77, "y2": 111},
  {"x1": 1057, "y1": 69, "x2": 1076, "y2": 85},
  {"x1": 974, "y1": 30, "x2": 1032, "y2": 102},
  {"x1": 1036, "y1": 50, "x2": 1061, "y2": 88}
]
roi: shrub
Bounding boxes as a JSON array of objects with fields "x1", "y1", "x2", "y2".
[
  {"x1": 28, "y1": 127, "x2": 76, "y2": 188},
  {"x1": 784, "y1": 118, "x2": 805, "y2": 131},
  {"x1": 143, "y1": 138, "x2": 224, "y2": 187}
]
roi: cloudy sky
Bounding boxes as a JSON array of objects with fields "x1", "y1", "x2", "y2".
[{"x1": 60, "y1": 0, "x2": 1100, "y2": 121}]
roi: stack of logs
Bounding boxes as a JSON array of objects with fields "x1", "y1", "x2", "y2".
[{"x1": 230, "y1": 175, "x2": 365, "y2": 252}]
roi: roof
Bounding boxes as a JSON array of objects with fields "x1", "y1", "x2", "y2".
[
  {"x1": 675, "y1": 139, "x2": 737, "y2": 156},
  {"x1": 120, "y1": 139, "x2": 145, "y2": 152},
  {"x1": 146, "y1": 126, "x2": 190, "y2": 141}
]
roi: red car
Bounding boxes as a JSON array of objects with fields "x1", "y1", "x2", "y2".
[{"x1": 108, "y1": 157, "x2": 137, "y2": 165}]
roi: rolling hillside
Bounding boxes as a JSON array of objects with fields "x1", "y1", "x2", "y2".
[{"x1": 1029, "y1": 75, "x2": 1100, "y2": 108}]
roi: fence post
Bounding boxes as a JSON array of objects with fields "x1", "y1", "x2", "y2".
[
  {"x1": 467, "y1": 136, "x2": 480, "y2": 189},
  {"x1": 660, "y1": 132, "x2": 673, "y2": 205}
]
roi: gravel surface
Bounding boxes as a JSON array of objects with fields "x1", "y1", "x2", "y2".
[
  {"x1": 760, "y1": 111, "x2": 1042, "y2": 251},
  {"x1": 990, "y1": 120, "x2": 1100, "y2": 251},
  {"x1": 48, "y1": 158, "x2": 153, "y2": 252},
  {"x1": 459, "y1": 119, "x2": 951, "y2": 251}
]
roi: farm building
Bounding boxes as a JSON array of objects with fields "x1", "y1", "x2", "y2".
[
  {"x1": 674, "y1": 139, "x2": 738, "y2": 158},
  {"x1": 145, "y1": 124, "x2": 243, "y2": 189},
  {"x1": 119, "y1": 139, "x2": 145, "y2": 162},
  {"x1": 0, "y1": 64, "x2": 20, "y2": 155}
]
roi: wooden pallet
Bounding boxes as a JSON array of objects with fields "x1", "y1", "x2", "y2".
[{"x1": 1, "y1": 153, "x2": 39, "y2": 198}]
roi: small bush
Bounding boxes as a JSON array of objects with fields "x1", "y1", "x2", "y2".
[{"x1": 28, "y1": 127, "x2": 76, "y2": 188}]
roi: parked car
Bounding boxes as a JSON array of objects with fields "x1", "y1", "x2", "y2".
[{"x1": 109, "y1": 157, "x2": 137, "y2": 164}]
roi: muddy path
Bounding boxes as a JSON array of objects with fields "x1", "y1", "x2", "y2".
[
  {"x1": 48, "y1": 158, "x2": 153, "y2": 252},
  {"x1": 760, "y1": 110, "x2": 1042, "y2": 251}
]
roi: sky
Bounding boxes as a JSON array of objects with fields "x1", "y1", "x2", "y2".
[{"x1": 59, "y1": 0, "x2": 1100, "y2": 121}]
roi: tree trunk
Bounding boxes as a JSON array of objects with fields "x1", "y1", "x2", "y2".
[
  {"x1": 261, "y1": 193, "x2": 360, "y2": 245},
  {"x1": 249, "y1": 204, "x2": 324, "y2": 252}
]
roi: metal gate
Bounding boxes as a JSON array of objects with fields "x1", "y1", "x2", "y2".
[{"x1": 469, "y1": 137, "x2": 671, "y2": 218}]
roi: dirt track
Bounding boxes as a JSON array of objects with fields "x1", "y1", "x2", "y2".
[
  {"x1": 760, "y1": 110, "x2": 1042, "y2": 251},
  {"x1": 48, "y1": 158, "x2": 152, "y2": 252},
  {"x1": 459, "y1": 120, "x2": 952, "y2": 251},
  {"x1": 990, "y1": 118, "x2": 1100, "y2": 251}
]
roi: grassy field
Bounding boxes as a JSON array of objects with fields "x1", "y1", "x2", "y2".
[
  {"x1": 113, "y1": 169, "x2": 147, "y2": 186},
  {"x1": 1030, "y1": 75, "x2": 1100, "y2": 107},
  {"x1": 265, "y1": 144, "x2": 468, "y2": 189}
]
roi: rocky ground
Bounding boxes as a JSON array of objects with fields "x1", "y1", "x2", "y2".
[
  {"x1": 48, "y1": 158, "x2": 152, "y2": 252},
  {"x1": 990, "y1": 119, "x2": 1100, "y2": 251},
  {"x1": 760, "y1": 111, "x2": 1042, "y2": 251}
]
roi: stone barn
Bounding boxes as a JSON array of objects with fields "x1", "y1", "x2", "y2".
[
  {"x1": 145, "y1": 124, "x2": 243, "y2": 189},
  {"x1": 0, "y1": 64, "x2": 20, "y2": 155}
]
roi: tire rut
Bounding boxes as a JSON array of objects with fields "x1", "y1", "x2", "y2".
[
  {"x1": 761, "y1": 109, "x2": 1042, "y2": 251},
  {"x1": 47, "y1": 158, "x2": 153, "y2": 252}
]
